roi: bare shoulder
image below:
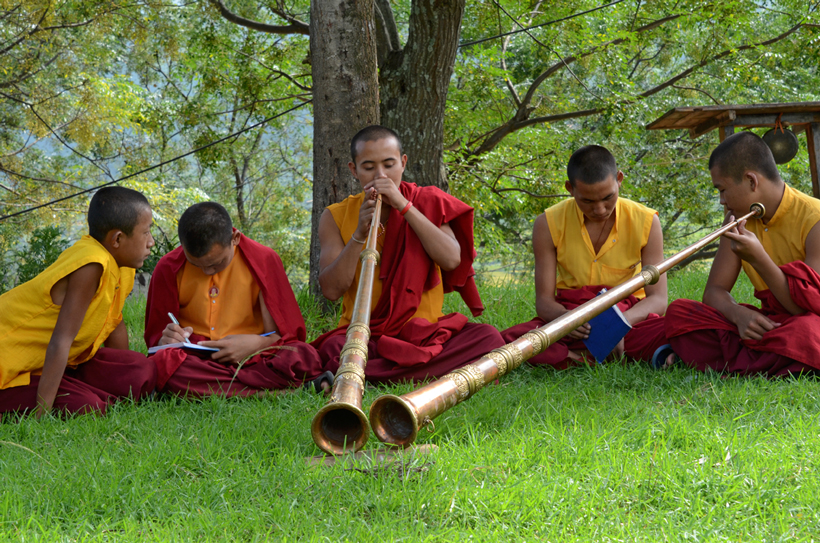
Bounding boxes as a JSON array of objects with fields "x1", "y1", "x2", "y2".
[{"x1": 532, "y1": 214, "x2": 555, "y2": 252}]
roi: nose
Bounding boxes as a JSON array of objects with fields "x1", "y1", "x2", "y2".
[{"x1": 147, "y1": 233, "x2": 155, "y2": 249}]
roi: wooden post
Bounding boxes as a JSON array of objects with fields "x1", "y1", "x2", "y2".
[
  {"x1": 807, "y1": 123, "x2": 820, "y2": 199},
  {"x1": 718, "y1": 124, "x2": 735, "y2": 142}
]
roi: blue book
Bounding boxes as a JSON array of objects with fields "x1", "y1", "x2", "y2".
[{"x1": 582, "y1": 289, "x2": 632, "y2": 363}]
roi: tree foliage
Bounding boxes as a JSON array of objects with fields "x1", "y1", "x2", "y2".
[{"x1": 1, "y1": 0, "x2": 818, "y2": 280}]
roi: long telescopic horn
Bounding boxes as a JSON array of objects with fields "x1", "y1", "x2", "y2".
[
  {"x1": 369, "y1": 203, "x2": 765, "y2": 447},
  {"x1": 311, "y1": 194, "x2": 384, "y2": 455}
]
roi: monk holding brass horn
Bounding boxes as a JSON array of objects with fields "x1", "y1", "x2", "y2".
[
  {"x1": 659, "y1": 132, "x2": 820, "y2": 376},
  {"x1": 502, "y1": 145, "x2": 669, "y2": 368},
  {"x1": 312, "y1": 125, "x2": 505, "y2": 453},
  {"x1": 369, "y1": 200, "x2": 766, "y2": 447}
]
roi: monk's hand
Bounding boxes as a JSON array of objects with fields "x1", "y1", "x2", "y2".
[
  {"x1": 159, "y1": 323, "x2": 193, "y2": 345},
  {"x1": 610, "y1": 338, "x2": 626, "y2": 361},
  {"x1": 198, "y1": 334, "x2": 271, "y2": 365},
  {"x1": 354, "y1": 188, "x2": 379, "y2": 242},
  {"x1": 732, "y1": 305, "x2": 781, "y2": 341},
  {"x1": 567, "y1": 322, "x2": 591, "y2": 340},
  {"x1": 366, "y1": 176, "x2": 406, "y2": 210},
  {"x1": 723, "y1": 218, "x2": 766, "y2": 264}
]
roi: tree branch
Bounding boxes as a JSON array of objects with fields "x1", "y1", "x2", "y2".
[
  {"x1": 468, "y1": 17, "x2": 814, "y2": 158},
  {"x1": 374, "y1": 0, "x2": 400, "y2": 66},
  {"x1": 209, "y1": 0, "x2": 309, "y2": 35}
]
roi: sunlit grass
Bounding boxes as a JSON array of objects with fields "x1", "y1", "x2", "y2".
[{"x1": 2, "y1": 266, "x2": 817, "y2": 541}]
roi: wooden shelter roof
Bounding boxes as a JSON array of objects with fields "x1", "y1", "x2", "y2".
[
  {"x1": 646, "y1": 102, "x2": 820, "y2": 138},
  {"x1": 646, "y1": 102, "x2": 820, "y2": 198}
]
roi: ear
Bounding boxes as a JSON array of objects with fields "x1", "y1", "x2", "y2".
[
  {"x1": 400, "y1": 154, "x2": 408, "y2": 169},
  {"x1": 616, "y1": 170, "x2": 624, "y2": 186},
  {"x1": 745, "y1": 170, "x2": 760, "y2": 192},
  {"x1": 565, "y1": 180, "x2": 575, "y2": 196},
  {"x1": 348, "y1": 161, "x2": 358, "y2": 179},
  {"x1": 230, "y1": 229, "x2": 241, "y2": 247},
  {"x1": 108, "y1": 230, "x2": 124, "y2": 249}
]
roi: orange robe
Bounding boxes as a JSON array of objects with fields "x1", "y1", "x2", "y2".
[
  {"x1": 145, "y1": 233, "x2": 326, "y2": 397},
  {"x1": 501, "y1": 197, "x2": 667, "y2": 367},
  {"x1": 0, "y1": 236, "x2": 155, "y2": 414}
]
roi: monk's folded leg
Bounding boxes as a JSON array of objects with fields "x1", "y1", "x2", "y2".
[
  {"x1": 159, "y1": 342, "x2": 326, "y2": 398},
  {"x1": 670, "y1": 329, "x2": 816, "y2": 377},
  {"x1": 230, "y1": 341, "x2": 327, "y2": 390},
  {"x1": 501, "y1": 318, "x2": 579, "y2": 369},
  {"x1": 160, "y1": 354, "x2": 259, "y2": 398},
  {"x1": 365, "y1": 323, "x2": 506, "y2": 383},
  {"x1": 68, "y1": 347, "x2": 156, "y2": 400},
  {"x1": 623, "y1": 316, "x2": 668, "y2": 363},
  {"x1": 0, "y1": 374, "x2": 113, "y2": 416}
]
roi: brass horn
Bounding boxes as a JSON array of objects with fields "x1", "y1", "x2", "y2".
[
  {"x1": 369, "y1": 203, "x2": 766, "y2": 447},
  {"x1": 311, "y1": 193, "x2": 384, "y2": 455}
]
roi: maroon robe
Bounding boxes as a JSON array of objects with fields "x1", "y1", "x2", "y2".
[
  {"x1": 145, "y1": 233, "x2": 326, "y2": 397},
  {"x1": 313, "y1": 182, "x2": 504, "y2": 383},
  {"x1": 0, "y1": 348, "x2": 156, "y2": 416},
  {"x1": 501, "y1": 285, "x2": 668, "y2": 369},
  {"x1": 666, "y1": 261, "x2": 820, "y2": 377}
]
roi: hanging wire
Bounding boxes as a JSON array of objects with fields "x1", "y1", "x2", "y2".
[
  {"x1": 0, "y1": 100, "x2": 312, "y2": 222},
  {"x1": 458, "y1": 0, "x2": 626, "y2": 48}
]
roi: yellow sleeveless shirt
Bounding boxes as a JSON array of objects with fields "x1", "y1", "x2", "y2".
[
  {"x1": 0, "y1": 236, "x2": 135, "y2": 389},
  {"x1": 545, "y1": 197, "x2": 656, "y2": 299},
  {"x1": 742, "y1": 184, "x2": 820, "y2": 291},
  {"x1": 327, "y1": 192, "x2": 444, "y2": 327}
]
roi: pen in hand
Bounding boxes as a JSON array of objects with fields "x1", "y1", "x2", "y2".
[{"x1": 168, "y1": 312, "x2": 193, "y2": 345}]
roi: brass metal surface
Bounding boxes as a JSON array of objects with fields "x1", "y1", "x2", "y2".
[
  {"x1": 311, "y1": 194, "x2": 384, "y2": 455},
  {"x1": 369, "y1": 203, "x2": 765, "y2": 447}
]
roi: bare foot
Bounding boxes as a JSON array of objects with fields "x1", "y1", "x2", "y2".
[{"x1": 661, "y1": 352, "x2": 677, "y2": 369}]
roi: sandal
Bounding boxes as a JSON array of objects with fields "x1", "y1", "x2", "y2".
[
  {"x1": 651, "y1": 344, "x2": 679, "y2": 370},
  {"x1": 304, "y1": 370, "x2": 335, "y2": 393}
]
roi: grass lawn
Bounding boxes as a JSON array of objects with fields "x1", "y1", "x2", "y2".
[{"x1": 3, "y1": 265, "x2": 820, "y2": 541}]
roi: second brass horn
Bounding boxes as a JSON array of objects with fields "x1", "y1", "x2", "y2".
[
  {"x1": 369, "y1": 203, "x2": 765, "y2": 447},
  {"x1": 311, "y1": 194, "x2": 383, "y2": 455}
]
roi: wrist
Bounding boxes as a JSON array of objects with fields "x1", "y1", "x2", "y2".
[{"x1": 394, "y1": 196, "x2": 409, "y2": 210}]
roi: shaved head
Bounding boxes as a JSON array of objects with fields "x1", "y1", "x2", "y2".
[
  {"x1": 350, "y1": 125, "x2": 403, "y2": 161},
  {"x1": 708, "y1": 132, "x2": 780, "y2": 183},
  {"x1": 566, "y1": 145, "x2": 618, "y2": 187}
]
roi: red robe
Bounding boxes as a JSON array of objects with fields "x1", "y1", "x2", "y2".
[
  {"x1": 666, "y1": 261, "x2": 820, "y2": 377},
  {"x1": 501, "y1": 285, "x2": 667, "y2": 369},
  {"x1": 314, "y1": 183, "x2": 505, "y2": 382},
  {"x1": 145, "y1": 233, "x2": 325, "y2": 396},
  {"x1": 0, "y1": 348, "x2": 156, "y2": 415}
]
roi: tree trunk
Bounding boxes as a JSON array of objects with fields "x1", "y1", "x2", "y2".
[
  {"x1": 379, "y1": 0, "x2": 465, "y2": 191},
  {"x1": 308, "y1": 0, "x2": 380, "y2": 299}
]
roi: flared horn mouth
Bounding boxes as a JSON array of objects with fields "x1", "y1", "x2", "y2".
[
  {"x1": 369, "y1": 394, "x2": 419, "y2": 447},
  {"x1": 311, "y1": 402, "x2": 370, "y2": 455}
]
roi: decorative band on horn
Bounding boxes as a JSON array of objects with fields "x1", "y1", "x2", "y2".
[{"x1": 360, "y1": 248, "x2": 379, "y2": 264}]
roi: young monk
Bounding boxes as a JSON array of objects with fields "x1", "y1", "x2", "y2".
[
  {"x1": 658, "y1": 132, "x2": 820, "y2": 376},
  {"x1": 0, "y1": 186, "x2": 157, "y2": 416},
  {"x1": 313, "y1": 125, "x2": 505, "y2": 382},
  {"x1": 145, "y1": 202, "x2": 331, "y2": 397},
  {"x1": 501, "y1": 145, "x2": 669, "y2": 368}
]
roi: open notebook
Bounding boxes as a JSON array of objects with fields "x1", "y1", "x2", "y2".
[{"x1": 147, "y1": 343, "x2": 219, "y2": 355}]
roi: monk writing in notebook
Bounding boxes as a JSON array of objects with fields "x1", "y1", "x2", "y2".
[
  {"x1": 501, "y1": 145, "x2": 668, "y2": 368},
  {"x1": 313, "y1": 125, "x2": 505, "y2": 382},
  {"x1": 659, "y1": 132, "x2": 820, "y2": 376},
  {"x1": 0, "y1": 186, "x2": 157, "y2": 416},
  {"x1": 145, "y1": 202, "x2": 331, "y2": 397}
]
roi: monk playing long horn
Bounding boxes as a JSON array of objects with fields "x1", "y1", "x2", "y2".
[
  {"x1": 657, "y1": 132, "x2": 820, "y2": 376},
  {"x1": 501, "y1": 145, "x2": 669, "y2": 368},
  {"x1": 313, "y1": 126, "x2": 505, "y2": 384}
]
